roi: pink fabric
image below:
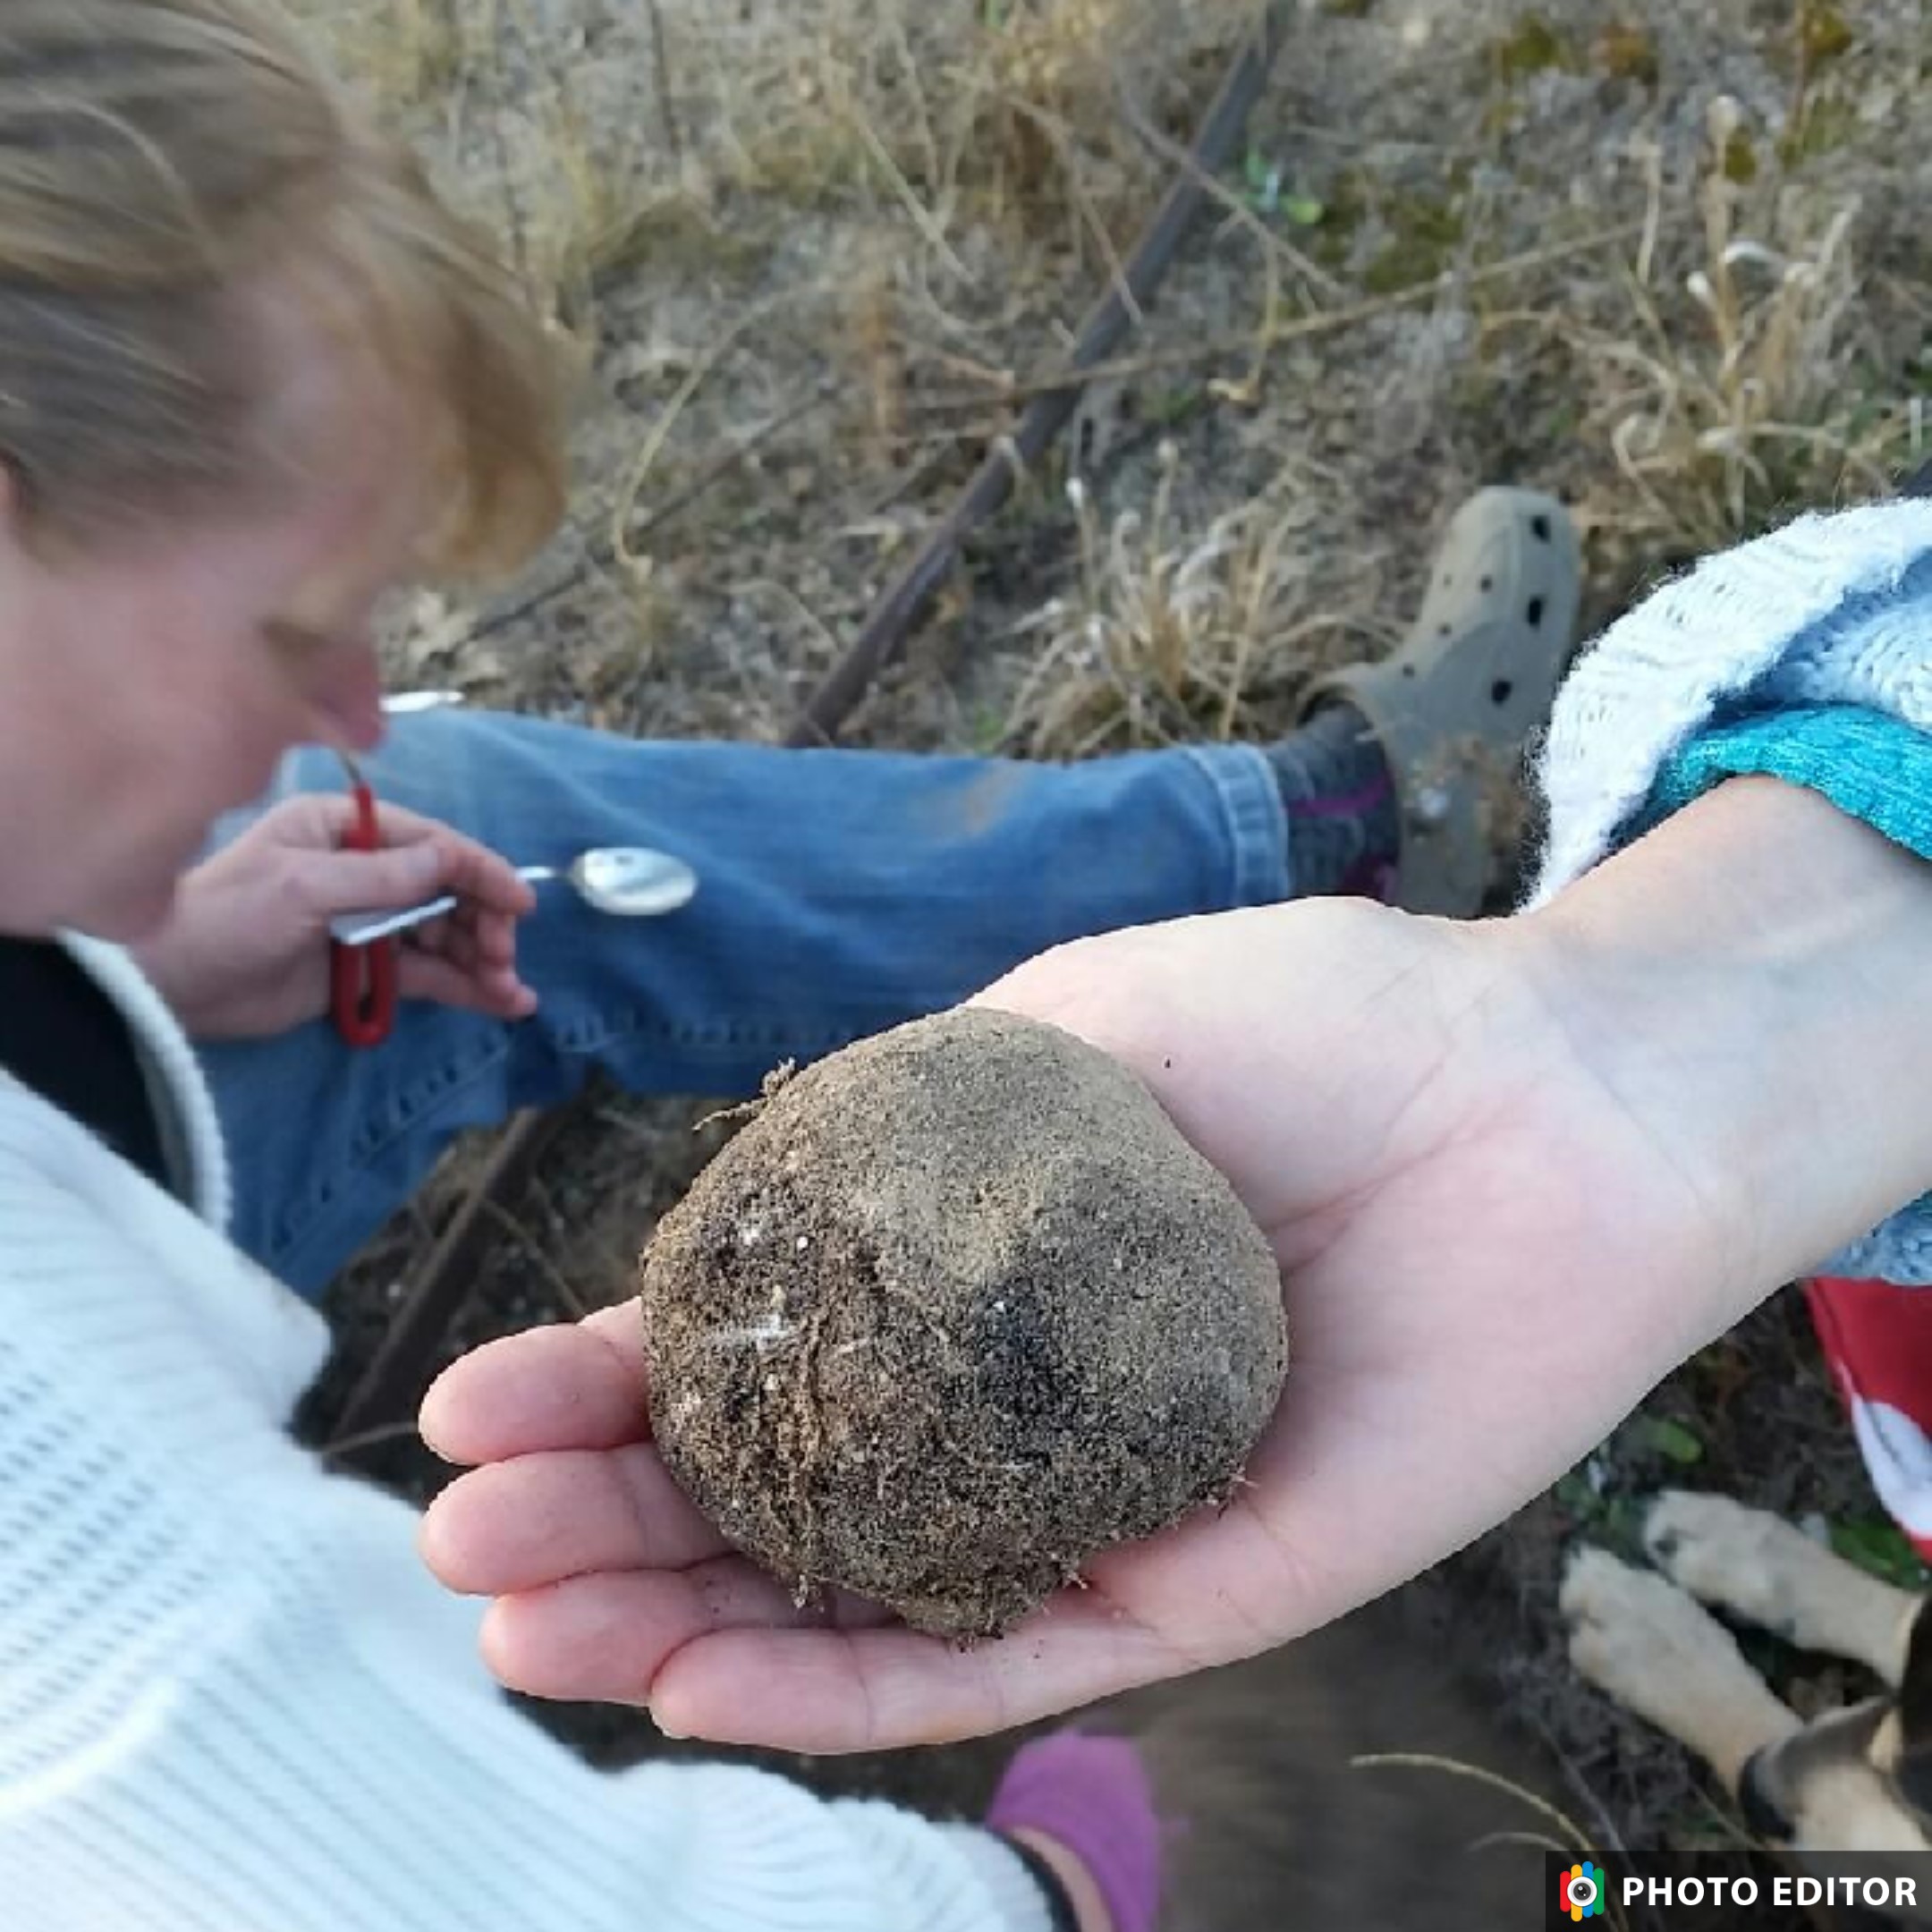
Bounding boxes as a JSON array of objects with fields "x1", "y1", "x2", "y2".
[
  {"x1": 1338, "y1": 852, "x2": 1397, "y2": 902},
  {"x1": 1284, "y1": 774, "x2": 1395, "y2": 821},
  {"x1": 985, "y1": 1733, "x2": 1164, "y2": 1932}
]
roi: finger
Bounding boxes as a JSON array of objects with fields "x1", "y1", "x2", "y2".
[
  {"x1": 404, "y1": 915, "x2": 471, "y2": 970},
  {"x1": 479, "y1": 1559, "x2": 893, "y2": 1707},
  {"x1": 369, "y1": 800, "x2": 537, "y2": 917},
  {"x1": 414, "y1": 842, "x2": 535, "y2": 919},
  {"x1": 412, "y1": 908, "x2": 520, "y2": 982},
  {"x1": 422, "y1": 1306, "x2": 651, "y2": 1464},
  {"x1": 395, "y1": 946, "x2": 535, "y2": 1020},
  {"x1": 292, "y1": 838, "x2": 449, "y2": 917},
  {"x1": 299, "y1": 801, "x2": 535, "y2": 919},
  {"x1": 421, "y1": 1446, "x2": 732, "y2": 1595},
  {"x1": 469, "y1": 906, "x2": 521, "y2": 973},
  {"x1": 645, "y1": 1592, "x2": 1188, "y2": 1751}
]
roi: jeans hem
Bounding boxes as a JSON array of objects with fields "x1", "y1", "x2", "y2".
[{"x1": 1177, "y1": 742, "x2": 1289, "y2": 903}]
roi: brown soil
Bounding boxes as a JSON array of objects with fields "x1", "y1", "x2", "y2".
[{"x1": 640, "y1": 1008, "x2": 1285, "y2": 1636}]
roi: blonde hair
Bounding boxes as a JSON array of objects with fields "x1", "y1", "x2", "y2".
[{"x1": 0, "y1": 0, "x2": 565, "y2": 575}]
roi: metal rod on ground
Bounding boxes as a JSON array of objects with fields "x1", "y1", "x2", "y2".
[
  {"x1": 784, "y1": 0, "x2": 1295, "y2": 748},
  {"x1": 330, "y1": 1, "x2": 1297, "y2": 1443},
  {"x1": 329, "y1": 1106, "x2": 576, "y2": 1444}
]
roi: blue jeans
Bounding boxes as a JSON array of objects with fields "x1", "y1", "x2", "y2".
[{"x1": 199, "y1": 709, "x2": 1291, "y2": 1298}]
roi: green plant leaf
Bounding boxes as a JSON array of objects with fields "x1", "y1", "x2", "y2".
[
  {"x1": 1830, "y1": 1517, "x2": 1932, "y2": 1589},
  {"x1": 1639, "y1": 1417, "x2": 1705, "y2": 1466},
  {"x1": 1554, "y1": 1470, "x2": 1604, "y2": 1522}
]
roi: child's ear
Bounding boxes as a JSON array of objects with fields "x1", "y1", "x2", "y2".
[{"x1": 1891, "y1": 1596, "x2": 1932, "y2": 1814}]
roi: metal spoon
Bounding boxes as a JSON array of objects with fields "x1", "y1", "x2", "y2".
[
  {"x1": 328, "y1": 847, "x2": 699, "y2": 947},
  {"x1": 380, "y1": 690, "x2": 468, "y2": 716}
]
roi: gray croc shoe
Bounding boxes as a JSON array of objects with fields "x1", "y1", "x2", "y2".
[{"x1": 1300, "y1": 487, "x2": 1580, "y2": 916}]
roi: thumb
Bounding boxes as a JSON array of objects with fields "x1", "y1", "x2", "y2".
[{"x1": 299, "y1": 838, "x2": 450, "y2": 917}]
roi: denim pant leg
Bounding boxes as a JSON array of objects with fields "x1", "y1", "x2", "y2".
[{"x1": 197, "y1": 709, "x2": 1289, "y2": 1298}]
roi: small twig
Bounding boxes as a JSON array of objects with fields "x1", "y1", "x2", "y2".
[
  {"x1": 852, "y1": 441, "x2": 969, "y2": 523},
  {"x1": 454, "y1": 386, "x2": 835, "y2": 652},
  {"x1": 623, "y1": 386, "x2": 835, "y2": 547},
  {"x1": 1351, "y1": 1752, "x2": 1604, "y2": 1856},
  {"x1": 479, "y1": 1196, "x2": 592, "y2": 1319},
  {"x1": 848, "y1": 107, "x2": 970, "y2": 282},
  {"x1": 1787, "y1": 0, "x2": 1815, "y2": 157},
  {"x1": 319, "y1": 1419, "x2": 426, "y2": 1463},
  {"x1": 1112, "y1": 74, "x2": 1344, "y2": 303},
  {"x1": 1529, "y1": 1710, "x2": 1633, "y2": 1866},
  {"x1": 482, "y1": 0, "x2": 531, "y2": 285},
  {"x1": 643, "y1": 0, "x2": 682, "y2": 169},
  {"x1": 884, "y1": 0, "x2": 945, "y2": 209},
  {"x1": 998, "y1": 92, "x2": 1144, "y2": 326},
  {"x1": 452, "y1": 564, "x2": 594, "y2": 653},
  {"x1": 587, "y1": 1103, "x2": 677, "y2": 1151},
  {"x1": 330, "y1": 1106, "x2": 574, "y2": 1441},
  {"x1": 610, "y1": 295, "x2": 791, "y2": 575},
  {"x1": 1634, "y1": 137, "x2": 1664, "y2": 289},
  {"x1": 1468, "y1": 1827, "x2": 1572, "y2": 1857},
  {"x1": 924, "y1": 345, "x2": 1017, "y2": 389},
  {"x1": 741, "y1": 578, "x2": 851, "y2": 670},
  {"x1": 1356, "y1": 1756, "x2": 1633, "y2": 1932},
  {"x1": 904, "y1": 218, "x2": 1654, "y2": 413}
]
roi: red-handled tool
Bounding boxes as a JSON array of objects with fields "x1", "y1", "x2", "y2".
[{"x1": 330, "y1": 755, "x2": 398, "y2": 1046}]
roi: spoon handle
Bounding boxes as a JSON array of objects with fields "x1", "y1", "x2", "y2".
[{"x1": 327, "y1": 865, "x2": 558, "y2": 948}]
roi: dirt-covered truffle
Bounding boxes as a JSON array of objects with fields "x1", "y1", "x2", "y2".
[{"x1": 639, "y1": 1007, "x2": 1287, "y2": 1639}]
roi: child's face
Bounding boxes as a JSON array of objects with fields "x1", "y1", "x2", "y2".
[{"x1": 0, "y1": 294, "x2": 429, "y2": 942}]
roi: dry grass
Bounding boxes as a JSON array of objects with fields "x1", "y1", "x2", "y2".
[
  {"x1": 1001, "y1": 443, "x2": 1372, "y2": 757},
  {"x1": 1546, "y1": 96, "x2": 1907, "y2": 556}
]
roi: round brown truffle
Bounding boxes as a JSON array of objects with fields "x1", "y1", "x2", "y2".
[{"x1": 640, "y1": 1007, "x2": 1286, "y2": 1638}]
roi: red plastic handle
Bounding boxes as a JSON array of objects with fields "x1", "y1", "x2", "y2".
[{"x1": 330, "y1": 782, "x2": 398, "y2": 1047}]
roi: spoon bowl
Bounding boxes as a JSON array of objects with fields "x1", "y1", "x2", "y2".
[
  {"x1": 328, "y1": 845, "x2": 699, "y2": 948},
  {"x1": 527, "y1": 847, "x2": 698, "y2": 918}
]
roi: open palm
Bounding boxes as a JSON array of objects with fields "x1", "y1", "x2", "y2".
[{"x1": 419, "y1": 898, "x2": 1733, "y2": 1750}]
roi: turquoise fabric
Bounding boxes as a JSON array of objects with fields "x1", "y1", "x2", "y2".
[{"x1": 1634, "y1": 705, "x2": 1932, "y2": 861}]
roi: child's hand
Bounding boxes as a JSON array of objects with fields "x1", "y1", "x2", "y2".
[
  {"x1": 419, "y1": 896, "x2": 1710, "y2": 1747},
  {"x1": 418, "y1": 780, "x2": 1932, "y2": 1753}
]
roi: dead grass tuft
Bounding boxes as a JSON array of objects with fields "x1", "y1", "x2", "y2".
[
  {"x1": 1572, "y1": 97, "x2": 1904, "y2": 554},
  {"x1": 1002, "y1": 445, "x2": 1368, "y2": 759}
]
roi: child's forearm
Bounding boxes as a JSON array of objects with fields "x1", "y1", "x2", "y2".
[{"x1": 1513, "y1": 775, "x2": 1932, "y2": 1319}]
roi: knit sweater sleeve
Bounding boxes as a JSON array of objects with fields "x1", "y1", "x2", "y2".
[
  {"x1": 1527, "y1": 499, "x2": 1932, "y2": 1282},
  {"x1": 0, "y1": 1091, "x2": 1049, "y2": 1932}
]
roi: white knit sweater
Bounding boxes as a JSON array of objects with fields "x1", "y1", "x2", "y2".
[
  {"x1": 0, "y1": 942, "x2": 1050, "y2": 1931},
  {"x1": 1530, "y1": 498, "x2": 1932, "y2": 904},
  {"x1": 5, "y1": 498, "x2": 1930, "y2": 1929},
  {"x1": 1532, "y1": 498, "x2": 1932, "y2": 1282}
]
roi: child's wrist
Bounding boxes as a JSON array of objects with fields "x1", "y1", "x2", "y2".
[{"x1": 1513, "y1": 776, "x2": 1932, "y2": 1309}]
